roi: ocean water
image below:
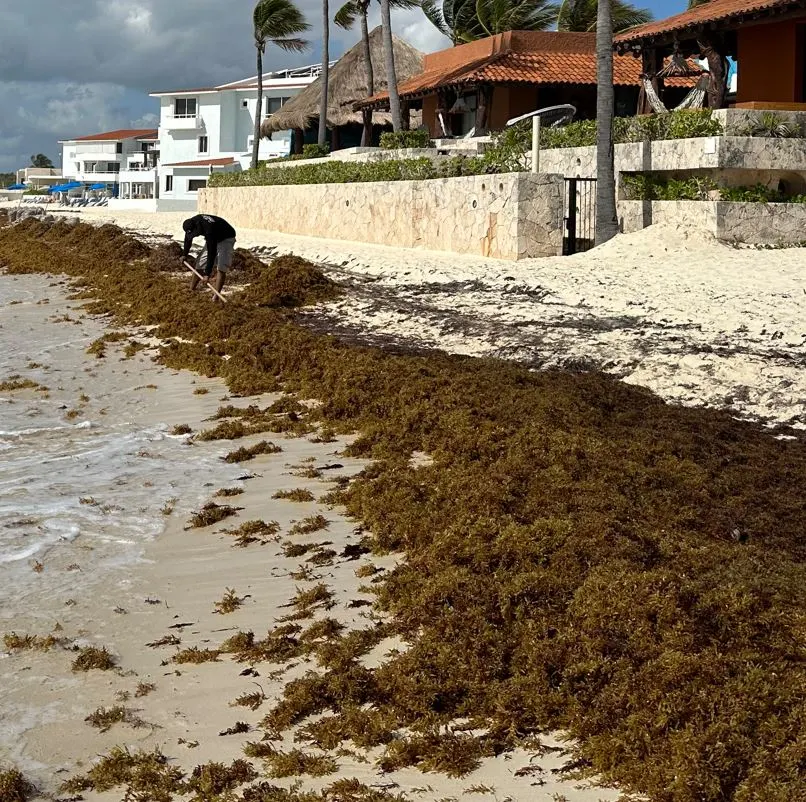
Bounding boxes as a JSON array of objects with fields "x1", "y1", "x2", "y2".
[{"x1": 0, "y1": 273, "x2": 230, "y2": 627}]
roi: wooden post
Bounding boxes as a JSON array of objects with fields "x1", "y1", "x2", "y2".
[
  {"x1": 401, "y1": 99, "x2": 411, "y2": 131},
  {"x1": 639, "y1": 47, "x2": 660, "y2": 114},
  {"x1": 436, "y1": 89, "x2": 449, "y2": 137},
  {"x1": 331, "y1": 125, "x2": 340, "y2": 152},
  {"x1": 293, "y1": 129, "x2": 304, "y2": 155},
  {"x1": 697, "y1": 35, "x2": 729, "y2": 109},
  {"x1": 475, "y1": 85, "x2": 492, "y2": 134}
]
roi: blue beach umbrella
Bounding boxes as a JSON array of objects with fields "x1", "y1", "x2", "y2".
[
  {"x1": 61, "y1": 181, "x2": 83, "y2": 190},
  {"x1": 89, "y1": 182, "x2": 106, "y2": 190},
  {"x1": 8, "y1": 182, "x2": 27, "y2": 190}
]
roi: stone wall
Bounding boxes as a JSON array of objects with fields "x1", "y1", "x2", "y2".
[
  {"x1": 538, "y1": 135, "x2": 806, "y2": 185},
  {"x1": 619, "y1": 200, "x2": 806, "y2": 245},
  {"x1": 199, "y1": 172, "x2": 564, "y2": 260}
]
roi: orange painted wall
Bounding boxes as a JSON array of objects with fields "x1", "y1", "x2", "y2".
[{"x1": 737, "y1": 22, "x2": 802, "y2": 103}]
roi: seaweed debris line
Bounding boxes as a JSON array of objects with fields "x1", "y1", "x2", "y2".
[{"x1": 1, "y1": 210, "x2": 806, "y2": 802}]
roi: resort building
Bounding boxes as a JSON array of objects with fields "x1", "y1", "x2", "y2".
[
  {"x1": 14, "y1": 166, "x2": 63, "y2": 191},
  {"x1": 262, "y1": 28, "x2": 424, "y2": 151},
  {"x1": 150, "y1": 65, "x2": 323, "y2": 210},
  {"x1": 59, "y1": 128, "x2": 159, "y2": 204},
  {"x1": 358, "y1": 31, "x2": 686, "y2": 137},
  {"x1": 615, "y1": 0, "x2": 806, "y2": 112}
]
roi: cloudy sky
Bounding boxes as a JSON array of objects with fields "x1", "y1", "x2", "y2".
[{"x1": 0, "y1": 0, "x2": 680, "y2": 173}]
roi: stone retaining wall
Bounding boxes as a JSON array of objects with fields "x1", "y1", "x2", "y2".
[
  {"x1": 199, "y1": 172, "x2": 564, "y2": 260},
  {"x1": 619, "y1": 200, "x2": 806, "y2": 245}
]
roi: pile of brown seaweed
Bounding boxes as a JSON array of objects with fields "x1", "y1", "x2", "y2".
[{"x1": 2, "y1": 216, "x2": 806, "y2": 801}]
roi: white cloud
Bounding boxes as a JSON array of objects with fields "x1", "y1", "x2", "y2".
[{"x1": 0, "y1": 0, "x2": 448, "y2": 170}]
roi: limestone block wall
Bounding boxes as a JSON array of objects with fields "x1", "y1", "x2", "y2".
[
  {"x1": 619, "y1": 200, "x2": 806, "y2": 245},
  {"x1": 199, "y1": 173, "x2": 564, "y2": 260},
  {"x1": 538, "y1": 135, "x2": 806, "y2": 183}
]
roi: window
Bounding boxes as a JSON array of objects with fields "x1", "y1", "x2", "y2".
[
  {"x1": 266, "y1": 96, "x2": 292, "y2": 115},
  {"x1": 115, "y1": 142, "x2": 123, "y2": 154},
  {"x1": 198, "y1": 135, "x2": 208, "y2": 154},
  {"x1": 242, "y1": 99, "x2": 249, "y2": 108},
  {"x1": 188, "y1": 179, "x2": 207, "y2": 192},
  {"x1": 174, "y1": 98, "x2": 197, "y2": 117},
  {"x1": 165, "y1": 175, "x2": 173, "y2": 191}
]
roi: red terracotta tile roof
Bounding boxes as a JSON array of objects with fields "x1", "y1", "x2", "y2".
[
  {"x1": 359, "y1": 50, "x2": 693, "y2": 108},
  {"x1": 615, "y1": 0, "x2": 800, "y2": 45},
  {"x1": 71, "y1": 128, "x2": 158, "y2": 142},
  {"x1": 163, "y1": 157, "x2": 236, "y2": 167}
]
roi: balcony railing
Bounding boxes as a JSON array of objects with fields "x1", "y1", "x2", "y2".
[{"x1": 164, "y1": 115, "x2": 203, "y2": 130}]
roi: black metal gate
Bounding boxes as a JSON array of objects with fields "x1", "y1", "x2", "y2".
[{"x1": 563, "y1": 177, "x2": 596, "y2": 255}]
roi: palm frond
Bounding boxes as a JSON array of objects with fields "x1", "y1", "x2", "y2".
[
  {"x1": 421, "y1": 0, "x2": 451, "y2": 38},
  {"x1": 335, "y1": 0, "x2": 359, "y2": 28},
  {"x1": 557, "y1": 0, "x2": 651, "y2": 32},
  {"x1": 254, "y1": 0, "x2": 311, "y2": 41},
  {"x1": 271, "y1": 36, "x2": 310, "y2": 51}
]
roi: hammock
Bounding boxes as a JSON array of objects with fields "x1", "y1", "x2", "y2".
[{"x1": 640, "y1": 74, "x2": 708, "y2": 114}]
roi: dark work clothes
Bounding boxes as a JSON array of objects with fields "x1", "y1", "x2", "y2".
[{"x1": 182, "y1": 214, "x2": 236, "y2": 276}]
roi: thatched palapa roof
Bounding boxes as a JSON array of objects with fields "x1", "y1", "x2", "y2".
[{"x1": 261, "y1": 27, "x2": 424, "y2": 134}]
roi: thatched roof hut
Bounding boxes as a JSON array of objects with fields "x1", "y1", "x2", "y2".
[{"x1": 261, "y1": 27, "x2": 424, "y2": 135}]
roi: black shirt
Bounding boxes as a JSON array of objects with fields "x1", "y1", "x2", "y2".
[{"x1": 182, "y1": 214, "x2": 237, "y2": 273}]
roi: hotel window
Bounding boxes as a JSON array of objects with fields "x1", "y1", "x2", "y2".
[
  {"x1": 188, "y1": 179, "x2": 207, "y2": 192},
  {"x1": 266, "y1": 96, "x2": 291, "y2": 115},
  {"x1": 165, "y1": 175, "x2": 173, "y2": 191},
  {"x1": 198, "y1": 135, "x2": 208, "y2": 153},
  {"x1": 174, "y1": 97, "x2": 197, "y2": 118}
]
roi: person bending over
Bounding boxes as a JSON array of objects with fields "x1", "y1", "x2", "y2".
[{"x1": 182, "y1": 213, "x2": 237, "y2": 299}]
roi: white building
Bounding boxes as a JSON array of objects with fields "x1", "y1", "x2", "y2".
[
  {"x1": 59, "y1": 128, "x2": 159, "y2": 209},
  {"x1": 14, "y1": 166, "x2": 63, "y2": 191},
  {"x1": 150, "y1": 64, "x2": 324, "y2": 211}
]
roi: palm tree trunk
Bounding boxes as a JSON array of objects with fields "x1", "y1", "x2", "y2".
[
  {"x1": 380, "y1": 0, "x2": 401, "y2": 131},
  {"x1": 595, "y1": 0, "x2": 618, "y2": 245},
  {"x1": 360, "y1": 9, "x2": 374, "y2": 146},
  {"x1": 318, "y1": 0, "x2": 330, "y2": 148},
  {"x1": 251, "y1": 45, "x2": 264, "y2": 170}
]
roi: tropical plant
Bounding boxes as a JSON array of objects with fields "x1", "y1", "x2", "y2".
[
  {"x1": 687, "y1": 0, "x2": 710, "y2": 7},
  {"x1": 335, "y1": 0, "x2": 420, "y2": 145},
  {"x1": 422, "y1": 0, "x2": 558, "y2": 44},
  {"x1": 319, "y1": 0, "x2": 330, "y2": 147},
  {"x1": 742, "y1": 111, "x2": 801, "y2": 138},
  {"x1": 380, "y1": 0, "x2": 402, "y2": 131},
  {"x1": 252, "y1": 0, "x2": 311, "y2": 170},
  {"x1": 30, "y1": 154, "x2": 53, "y2": 168},
  {"x1": 595, "y1": 0, "x2": 618, "y2": 244},
  {"x1": 557, "y1": 0, "x2": 651, "y2": 33}
]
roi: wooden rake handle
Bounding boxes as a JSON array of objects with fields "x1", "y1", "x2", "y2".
[{"x1": 183, "y1": 260, "x2": 227, "y2": 304}]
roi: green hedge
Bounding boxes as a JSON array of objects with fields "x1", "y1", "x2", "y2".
[
  {"x1": 622, "y1": 175, "x2": 806, "y2": 203},
  {"x1": 379, "y1": 130, "x2": 433, "y2": 149},
  {"x1": 210, "y1": 155, "x2": 496, "y2": 189}
]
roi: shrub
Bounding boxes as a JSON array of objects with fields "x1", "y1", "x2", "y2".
[
  {"x1": 302, "y1": 143, "x2": 330, "y2": 159},
  {"x1": 741, "y1": 111, "x2": 802, "y2": 138},
  {"x1": 379, "y1": 129, "x2": 433, "y2": 149},
  {"x1": 622, "y1": 174, "x2": 716, "y2": 201}
]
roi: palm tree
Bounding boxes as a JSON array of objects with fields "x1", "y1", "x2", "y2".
[
  {"x1": 595, "y1": 0, "x2": 618, "y2": 244},
  {"x1": 380, "y1": 0, "x2": 402, "y2": 130},
  {"x1": 319, "y1": 0, "x2": 329, "y2": 147},
  {"x1": 422, "y1": 0, "x2": 558, "y2": 44},
  {"x1": 252, "y1": 0, "x2": 310, "y2": 170},
  {"x1": 335, "y1": 0, "x2": 420, "y2": 145},
  {"x1": 557, "y1": 0, "x2": 651, "y2": 33}
]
